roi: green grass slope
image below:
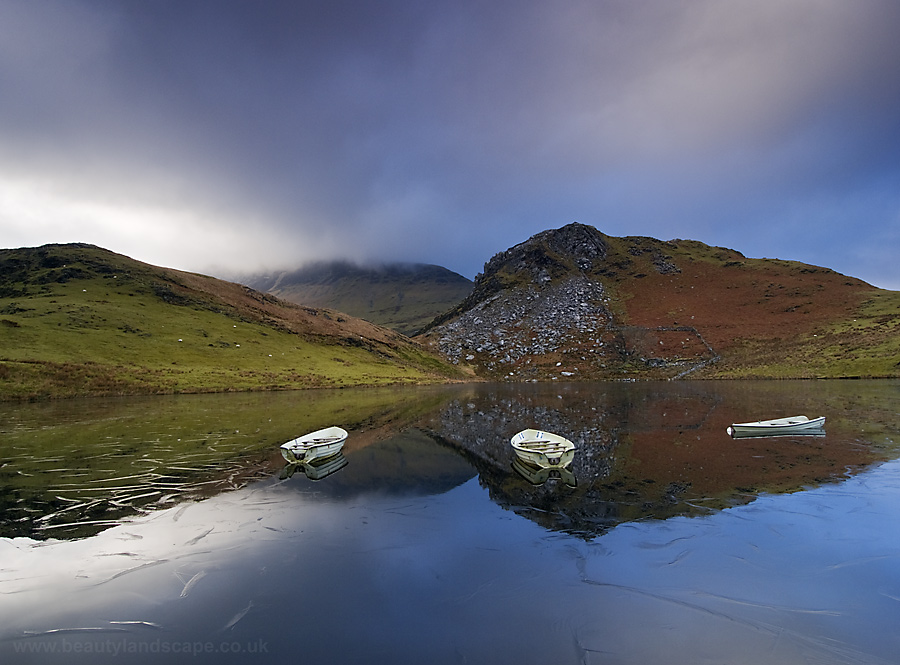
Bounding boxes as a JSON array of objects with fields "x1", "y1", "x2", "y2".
[{"x1": 0, "y1": 244, "x2": 468, "y2": 400}]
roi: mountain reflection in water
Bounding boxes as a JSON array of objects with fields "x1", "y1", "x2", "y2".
[
  {"x1": 3, "y1": 381, "x2": 900, "y2": 665},
  {"x1": 417, "y1": 380, "x2": 898, "y2": 536},
  {"x1": 2, "y1": 380, "x2": 897, "y2": 541}
]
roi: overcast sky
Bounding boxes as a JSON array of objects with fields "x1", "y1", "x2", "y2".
[{"x1": 1, "y1": 0, "x2": 899, "y2": 288}]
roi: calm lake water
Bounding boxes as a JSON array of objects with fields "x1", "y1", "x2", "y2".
[{"x1": 2, "y1": 380, "x2": 899, "y2": 664}]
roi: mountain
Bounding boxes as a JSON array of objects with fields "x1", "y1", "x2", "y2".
[
  {"x1": 4, "y1": 227, "x2": 897, "y2": 397},
  {"x1": 0, "y1": 244, "x2": 468, "y2": 399},
  {"x1": 418, "y1": 223, "x2": 900, "y2": 380},
  {"x1": 240, "y1": 262, "x2": 473, "y2": 336}
]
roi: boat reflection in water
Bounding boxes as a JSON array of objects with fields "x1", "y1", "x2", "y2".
[
  {"x1": 511, "y1": 456, "x2": 577, "y2": 487},
  {"x1": 280, "y1": 452, "x2": 348, "y2": 481}
]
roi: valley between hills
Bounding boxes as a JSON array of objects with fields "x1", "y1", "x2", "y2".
[{"x1": 1, "y1": 223, "x2": 898, "y2": 400}]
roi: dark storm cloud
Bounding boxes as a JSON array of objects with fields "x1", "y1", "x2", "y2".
[{"x1": 1, "y1": 0, "x2": 899, "y2": 287}]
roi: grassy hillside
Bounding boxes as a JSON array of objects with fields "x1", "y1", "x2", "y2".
[
  {"x1": 243, "y1": 262, "x2": 473, "y2": 335},
  {"x1": 0, "y1": 244, "x2": 469, "y2": 400}
]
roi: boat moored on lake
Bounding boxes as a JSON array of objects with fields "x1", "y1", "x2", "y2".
[
  {"x1": 510, "y1": 429, "x2": 576, "y2": 468},
  {"x1": 280, "y1": 426, "x2": 348, "y2": 463},
  {"x1": 727, "y1": 415, "x2": 825, "y2": 437}
]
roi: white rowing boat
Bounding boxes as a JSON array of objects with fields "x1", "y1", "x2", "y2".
[
  {"x1": 280, "y1": 426, "x2": 348, "y2": 463},
  {"x1": 510, "y1": 429, "x2": 575, "y2": 468},
  {"x1": 727, "y1": 415, "x2": 825, "y2": 437}
]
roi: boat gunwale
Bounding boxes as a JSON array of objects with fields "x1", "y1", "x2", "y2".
[{"x1": 511, "y1": 440, "x2": 572, "y2": 453}]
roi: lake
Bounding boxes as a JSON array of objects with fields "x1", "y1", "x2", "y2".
[{"x1": 2, "y1": 380, "x2": 899, "y2": 664}]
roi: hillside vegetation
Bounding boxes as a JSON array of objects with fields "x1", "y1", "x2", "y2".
[
  {"x1": 609, "y1": 235, "x2": 900, "y2": 378},
  {"x1": 4, "y1": 226, "x2": 898, "y2": 399},
  {"x1": 0, "y1": 244, "x2": 468, "y2": 400}
]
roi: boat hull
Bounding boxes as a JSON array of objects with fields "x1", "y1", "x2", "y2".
[
  {"x1": 280, "y1": 426, "x2": 348, "y2": 463},
  {"x1": 510, "y1": 429, "x2": 576, "y2": 469}
]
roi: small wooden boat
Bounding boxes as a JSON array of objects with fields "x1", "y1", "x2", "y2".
[
  {"x1": 280, "y1": 426, "x2": 348, "y2": 463},
  {"x1": 727, "y1": 415, "x2": 825, "y2": 437},
  {"x1": 510, "y1": 429, "x2": 575, "y2": 468},
  {"x1": 729, "y1": 428, "x2": 826, "y2": 440}
]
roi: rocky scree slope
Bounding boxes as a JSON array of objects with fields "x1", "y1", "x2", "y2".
[{"x1": 419, "y1": 223, "x2": 652, "y2": 380}]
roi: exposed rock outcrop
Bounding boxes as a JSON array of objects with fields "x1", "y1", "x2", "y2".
[{"x1": 419, "y1": 223, "x2": 717, "y2": 380}]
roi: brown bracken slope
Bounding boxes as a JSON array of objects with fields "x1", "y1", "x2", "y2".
[{"x1": 610, "y1": 235, "x2": 900, "y2": 377}]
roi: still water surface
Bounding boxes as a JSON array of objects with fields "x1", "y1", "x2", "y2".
[{"x1": 1, "y1": 380, "x2": 899, "y2": 663}]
